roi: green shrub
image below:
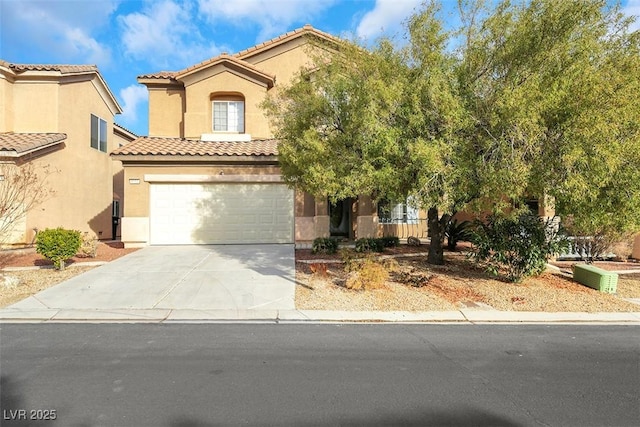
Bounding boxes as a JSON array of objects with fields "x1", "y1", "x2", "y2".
[
  {"x1": 379, "y1": 236, "x2": 400, "y2": 248},
  {"x1": 311, "y1": 237, "x2": 339, "y2": 255},
  {"x1": 355, "y1": 238, "x2": 385, "y2": 253},
  {"x1": 445, "y1": 219, "x2": 472, "y2": 250},
  {"x1": 36, "y1": 228, "x2": 82, "y2": 270},
  {"x1": 468, "y1": 214, "x2": 570, "y2": 282}
]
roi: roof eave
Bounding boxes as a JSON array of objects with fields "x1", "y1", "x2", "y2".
[
  {"x1": 111, "y1": 154, "x2": 279, "y2": 163},
  {"x1": 175, "y1": 58, "x2": 275, "y2": 88},
  {"x1": 0, "y1": 139, "x2": 66, "y2": 158},
  {"x1": 137, "y1": 76, "x2": 183, "y2": 87}
]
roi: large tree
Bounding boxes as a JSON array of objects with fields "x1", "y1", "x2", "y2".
[
  {"x1": 265, "y1": 0, "x2": 640, "y2": 265},
  {"x1": 264, "y1": 3, "x2": 465, "y2": 264},
  {"x1": 456, "y1": 0, "x2": 640, "y2": 239}
]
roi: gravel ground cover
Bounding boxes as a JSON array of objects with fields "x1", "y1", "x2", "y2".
[{"x1": 295, "y1": 248, "x2": 640, "y2": 312}]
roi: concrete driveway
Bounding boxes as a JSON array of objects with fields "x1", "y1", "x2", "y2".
[{"x1": 3, "y1": 245, "x2": 296, "y2": 321}]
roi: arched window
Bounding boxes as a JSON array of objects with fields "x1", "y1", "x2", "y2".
[{"x1": 211, "y1": 93, "x2": 245, "y2": 133}]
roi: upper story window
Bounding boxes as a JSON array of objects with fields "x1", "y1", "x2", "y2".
[
  {"x1": 90, "y1": 114, "x2": 107, "y2": 152},
  {"x1": 212, "y1": 95, "x2": 245, "y2": 133}
]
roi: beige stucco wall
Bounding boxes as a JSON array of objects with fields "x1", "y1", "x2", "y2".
[
  {"x1": 246, "y1": 39, "x2": 317, "y2": 95},
  {"x1": 183, "y1": 71, "x2": 269, "y2": 139},
  {"x1": 11, "y1": 81, "x2": 60, "y2": 132},
  {"x1": 0, "y1": 76, "x2": 14, "y2": 131},
  {"x1": 633, "y1": 234, "x2": 640, "y2": 260},
  {"x1": 21, "y1": 77, "x2": 117, "y2": 241},
  {"x1": 145, "y1": 38, "x2": 317, "y2": 140},
  {"x1": 148, "y1": 86, "x2": 184, "y2": 137}
]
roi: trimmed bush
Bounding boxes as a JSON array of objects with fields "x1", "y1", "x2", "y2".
[
  {"x1": 468, "y1": 214, "x2": 570, "y2": 282},
  {"x1": 36, "y1": 228, "x2": 82, "y2": 270},
  {"x1": 311, "y1": 237, "x2": 339, "y2": 255},
  {"x1": 379, "y1": 236, "x2": 400, "y2": 248},
  {"x1": 354, "y1": 238, "x2": 385, "y2": 253}
]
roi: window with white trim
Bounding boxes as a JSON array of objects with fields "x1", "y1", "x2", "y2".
[
  {"x1": 212, "y1": 100, "x2": 244, "y2": 132},
  {"x1": 90, "y1": 114, "x2": 107, "y2": 152},
  {"x1": 377, "y1": 198, "x2": 419, "y2": 224}
]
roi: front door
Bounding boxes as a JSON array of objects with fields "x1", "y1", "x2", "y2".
[{"x1": 329, "y1": 198, "x2": 352, "y2": 237}]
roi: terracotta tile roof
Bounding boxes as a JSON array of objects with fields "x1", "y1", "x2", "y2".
[
  {"x1": 137, "y1": 70, "x2": 178, "y2": 79},
  {"x1": 4, "y1": 63, "x2": 98, "y2": 74},
  {"x1": 137, "y1": 25, "x2": 338, "y2": 81},
  {"x1": 175, "y1": 53, "x2": 275, "y2": 84},
  {"x1": 111, "y1": 137, "x2": 278, "y2": 157},
  {"x1": 113, "y1": 123, "x2": 138, "y2": 138},
  {"x1": 0, "y1": 132, "x2": 66, "y2": 155},
  {"x1": 235, "y1": 24, "x2": 340, "y2": 59}
]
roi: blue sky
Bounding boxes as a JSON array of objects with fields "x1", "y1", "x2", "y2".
[{"x1": 1, "y1": 0, "x2": 638, "y2": 136}]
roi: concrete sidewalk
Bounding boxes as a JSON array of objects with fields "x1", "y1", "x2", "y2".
[{"x1": 1, "y1": 307, "x2": 639, "y2": 323}]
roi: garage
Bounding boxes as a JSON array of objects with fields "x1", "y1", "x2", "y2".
[{"x1": 149, "y1": 183, "x2": 294, "y2": 245}]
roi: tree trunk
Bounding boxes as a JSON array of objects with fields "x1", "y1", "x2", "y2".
[{"x1": 427, "y1": 206, "x2": 449, "y2": 265}]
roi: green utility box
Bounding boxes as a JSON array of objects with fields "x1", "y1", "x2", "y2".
[{"x1": 573, "y1": 264, "x2": 618, "y2": 294}]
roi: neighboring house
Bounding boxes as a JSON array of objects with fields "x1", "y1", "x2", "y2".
[
  {"x1": 112, "y1": 123, "x2": 138, "y2": 238},
  {"x1": 0, "y1": 60, "x2": 133, "y2": 245},
  {"x1": 112, "y1": 25, "x2": 380, "y2": 248}
]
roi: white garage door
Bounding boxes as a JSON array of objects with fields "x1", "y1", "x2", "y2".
[{"x1": 149, "y1": 183, "x2": 294, "y2": 245}]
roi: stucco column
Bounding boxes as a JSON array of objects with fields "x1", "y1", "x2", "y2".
[
  {"x1": 633, "y1": 234, "x2": 640, "y2": 260},
  {"x1": 314, "y1": 197, "x2": 330, "y2": 238},
  {"x1": 539, "y1": 194, "x2": 556, "y2": 219},
  {"x1": 355, "y1": 195, "x2": 377, "y2": 239}
]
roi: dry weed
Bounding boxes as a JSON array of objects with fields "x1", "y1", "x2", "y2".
[
  {"x1": 309, "y1": 262, "x2": 328, "y2": 277},
  {"x1": 345, "y1": 260, "x2": 389, "y2": 291}
]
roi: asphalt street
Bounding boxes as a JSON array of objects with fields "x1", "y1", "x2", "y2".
[{"x1": 0, "y1": 324, "x2": 638, "y2": 426}]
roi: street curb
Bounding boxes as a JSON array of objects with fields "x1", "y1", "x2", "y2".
[{"x1": 1, "y1": 308, "x2": 639, "y2": 324}]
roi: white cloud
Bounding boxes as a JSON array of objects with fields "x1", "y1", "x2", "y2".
[
  {"x1": 356, "y1": 0, "x2": 421, "y2": 40},
  {"x1": 623, "y1": 0, "x2": 640, "y2": 32},
  {"x1": 64, "y1": 27, "x2": 112, "y2": 65},
  {"x1": 0, "y1": 0, "x2": 116, "y2": 66},
  {"x1": 197, "y1": 0, "x2": 337, "y2": 41},
  {"x1": 118, "y1": 84, "x2": 148, "y2": 125},
  {"x1": 119, "y1": 0, "x2": 222, "y2": 69}
]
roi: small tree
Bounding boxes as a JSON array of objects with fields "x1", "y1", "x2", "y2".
[
  {"x1": 0, "y1": 162, "x2": 55, "y2": 245},
  {"x1": 36, "y1": 228, "x2": 81, "y2": 270}
]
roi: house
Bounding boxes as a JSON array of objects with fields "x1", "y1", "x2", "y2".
[
  {"x1": 112, "y1": 25, "x2": 381, "y2": 248},
  {"x1": 110, "y1": 26, "x2": 640, "y2": 257},
  {"x1": 0, "y1": 60, "x2": 134, "y2": 245}
]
